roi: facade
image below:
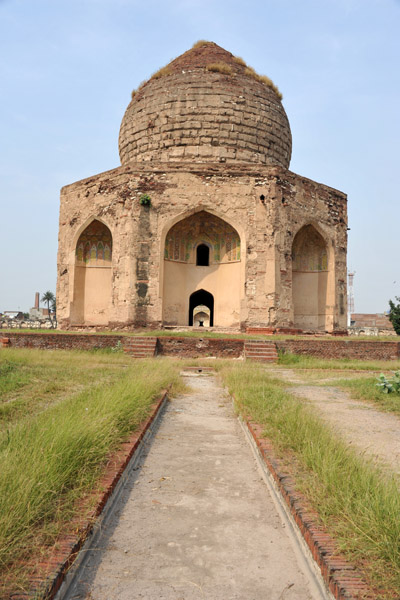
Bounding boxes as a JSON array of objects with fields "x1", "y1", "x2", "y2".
[
  {"x1": 349, "y1": 314, "x2": 396, "y2": 336},
  {"x1": 57, "y1": 42, "x2": 347, "y2": 332}
]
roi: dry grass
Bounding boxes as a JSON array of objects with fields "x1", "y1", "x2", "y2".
[
  {"x1": 192, "y1": 40, "x2": 212, "y2": 49},
  {"x1": 233, "y1": 55, "x2": 247, "y2": 67},
  {"x1": 206, "y1": 62, "x2": 233, "y2": 75},
  {"x1": 245, "y1": 66, "x2": 282, "y2": 99},
  {"x1": 151, "y1": 65, "x2": 172, "y2": 80}
]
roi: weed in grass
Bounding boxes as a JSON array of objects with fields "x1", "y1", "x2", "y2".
[
  {"x1": 376, "y1": 371, "x2": 400, "y2": 394},
  {"x1": 218, "y1": 361, "x2": 400, "y2": 597}
]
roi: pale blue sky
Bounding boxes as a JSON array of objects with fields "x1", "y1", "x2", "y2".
[{"x1": 1, "y1": 0, "x2": 399, "y2": 313}]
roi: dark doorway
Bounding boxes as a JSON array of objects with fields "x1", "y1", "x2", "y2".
[
  {"x1": 196, "y1": 244, "x2": 210, "y2": 266},
  {"x1": 189, "y1": 289, "x2": 214, "y2": 326}
]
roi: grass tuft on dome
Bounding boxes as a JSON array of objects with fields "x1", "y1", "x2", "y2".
[
  {"x1": 206, "y1": 62, "x2": 233, "y2": 75},
  {"x1": 192, "y1": 40, "x2": 213, "y2": 49},
  {"x1": 245, "y1": 66, "x2": 282, "y2": 99},
  {"x1": 233, "y1": 56, "x2": 247, "y2": 67},
  {"x1": 151, "y1": 65, "x2": 173, "y2": 80}
]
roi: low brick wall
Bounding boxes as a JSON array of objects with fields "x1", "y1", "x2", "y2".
[
  {"x1": 1, "y1": 332, "x2": 399, "y2": 360},
  {"x1": 276, "y1": 339, "x2": 400, "y2": 360},
  {"x1": 157, "y1": 337, "x2": 244, "y2": 358},
  {"x1": 0, "y1": 332, "x2": 124, "y2": 351}
]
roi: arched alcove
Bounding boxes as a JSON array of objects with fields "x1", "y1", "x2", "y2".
[
  {"x1": 162, "y1": 211, "x2": 241, "y2": 327},
  {"x1": 71, "y1": 220, "x2": 112, "y2": 325},
  {"x1": 292, "y1": 224, "x2": 328, "y2": 330},
  {"x1": 189, "y1": 291, "x2": 214, "y2": 326}
]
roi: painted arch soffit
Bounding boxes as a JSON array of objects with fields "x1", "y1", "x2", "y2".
[
  {"x1": 164, "y1": 211, "x2": 241, "y2": 264},
  {"x1": 75, "y1": 219, "x2": 112, "y2": 266}
]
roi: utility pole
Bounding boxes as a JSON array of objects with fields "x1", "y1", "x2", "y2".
[{"x1": 348, "y1": 271, "x2": 355, "y2": 327}]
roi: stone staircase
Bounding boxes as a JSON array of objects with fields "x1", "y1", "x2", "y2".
[
  {"x1": 123, "y1": 336, "x2": 158, "y2": 358},
  {"x1": 244, "y1": 340, "x2": 278, "y2": 362}
]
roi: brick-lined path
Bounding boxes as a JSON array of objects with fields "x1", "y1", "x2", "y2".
[{"x1": 66, "y1": 372, "x2": 327, "y2": 599}]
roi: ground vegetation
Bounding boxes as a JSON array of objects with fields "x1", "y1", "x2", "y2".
[
  {"x1": 0, "y1": 349, "x2": 182, "y2": 593},
  {"x1": 217, "y1": 360, "x2": 400, "y2": 597}
]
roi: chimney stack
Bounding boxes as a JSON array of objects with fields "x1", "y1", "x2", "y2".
[{"x1": 35, "y1": 292, "x2": 39, "y2": 309}]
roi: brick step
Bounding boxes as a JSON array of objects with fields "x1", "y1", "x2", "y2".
[
  {"x1": 246, "y1": 351, "x2": 278, "y2": 356},
  {"x1": 245, "y1": 342, "x2": 277, "y2": 347},
  {"x1": 123, "y1": 337, "x2": 157, "y2": 358},
  {"x1": 246, "y1": 350, "x2": 277, "y2": 354},
  {"x1": 245, "y1": 346, "x2": 277, "y2": 351},
  {"x1": 246, "y1": 351, "x2": 278, "y2": 355},
  {"x1": 123, "y1": 338, "x2": 156, "y2": 344},
  {"x1": 245, "y1": 346, "x2": 277, "y2": 350},
  {"x1": 245, "y1": 345, "x2": 278, "y2": 350},
  {"x1": 123, "y1": 345, "x2": 156, "y2": 349},
  {"x1": 244, "y1": 339, "x2": 278, "y2": 362}
]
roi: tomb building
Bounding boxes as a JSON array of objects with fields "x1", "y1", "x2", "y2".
[{"x1": 57, "y1": 42, "x2": 347, "y2": 332}]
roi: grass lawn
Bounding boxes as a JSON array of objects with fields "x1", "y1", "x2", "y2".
[
  {"x1": 278, "y1": 351, "x2": 400, "y2": 372},
  {"x1": 333, "y1": 376, "x2": 400, "y2": 417},
  {"x1": 216, "y1": 360, "x2": 400, "y2": 598},
  {"x1": 277, "y1": 352, "x2": 400, "y2": 417},
  {"x1": 0, "y1": 349, "x2": 182, "y2": 594},
  {"x1": 2, "y1": 349, "x2": 400, "y2": 598}
]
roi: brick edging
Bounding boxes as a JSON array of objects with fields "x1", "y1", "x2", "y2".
[
  {"x1": 245, "y1": 419, "x2": 374, "y2": 600},
  {"x1": 10, "y1": 392, "x2": 168, "y2": 600}
]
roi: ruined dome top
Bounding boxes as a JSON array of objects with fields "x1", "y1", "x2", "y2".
[{"x1": 118, "y1": 42, "x2": 292, "y2": 168}]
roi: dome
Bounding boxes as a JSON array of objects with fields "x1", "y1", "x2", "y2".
[{"x1": 119, "y1": 42, "x2": 292, "y2": 168}]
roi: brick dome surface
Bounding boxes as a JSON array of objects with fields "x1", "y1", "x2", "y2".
[{"x1": 119, "y1": 42, "x2": 292, "y2": 168}]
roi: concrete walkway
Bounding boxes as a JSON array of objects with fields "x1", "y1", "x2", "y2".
[{"x1": 66, "y1": 371, "x2": 327, "y2": 600}]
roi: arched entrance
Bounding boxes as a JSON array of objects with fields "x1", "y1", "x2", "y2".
[
  {"x1": 71, "y1": 220, "x2": 112, "y2": 325},
  {"x1": 189, "y1": 290, "x2": 214, "y2": 326},
  {"x1": 292, "y1": 224, "x2": 328, "y2": 330},
  {"x1": 162, "y1": 211, "x2": 241, "y2": 327}
]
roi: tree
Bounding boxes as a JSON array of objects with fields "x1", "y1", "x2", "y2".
[
  {"x1": 41, "y1": 291, "x2": 55, "y2": 329},
  {"x1": 51, "y1": 295, "x2": 57, "y2": 328},
  {"x1": 388, "y1": 296, "x2": 400, "y2": 335}
]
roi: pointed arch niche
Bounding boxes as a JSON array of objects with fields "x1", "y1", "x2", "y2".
[
  {"x1": 292, "y1": 224, "x2": 329, "y2": 330},
  {"x1": 71, "y1": 220, "x2": 113, "y2": 325},
  {"x1": 162, "y1": 211, "x2": 241, "y2": 327}
]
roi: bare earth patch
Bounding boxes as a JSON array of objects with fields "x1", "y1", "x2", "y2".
[{"x1": 269, "y1": 367, "x2": 400, "y2": 477}]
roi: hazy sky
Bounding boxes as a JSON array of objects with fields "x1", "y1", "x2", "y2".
[{"x1": 1, "y1": 0, "x2": 399, "y2": 313}]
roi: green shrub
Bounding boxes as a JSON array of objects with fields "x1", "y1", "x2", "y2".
[
  {"x1": 376, "y1": 371, "x2": 400, "y2": 394},
  {"x1": 139, "y1": 193, "x2": 151, "y2": 207}
]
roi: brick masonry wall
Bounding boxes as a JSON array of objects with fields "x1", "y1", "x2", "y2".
[
  {"x1": 2, "y1": 333, "x2": 399, "y2": 360},
  {"x1": 0, "y1": 332, "x2": 124, "y2": 351},
  {"x1": 119, "y1": 43, "x2": 292, "y2": 168},
  {"x1": 156, "y1": 337, "x2": 244, "y2": 358},
  {"x1": 276, "y1": 339, "x2": 400, "y2": 360},
  {"x1": 57, "y1": 162, "x2": 347, "y2": 331}
]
